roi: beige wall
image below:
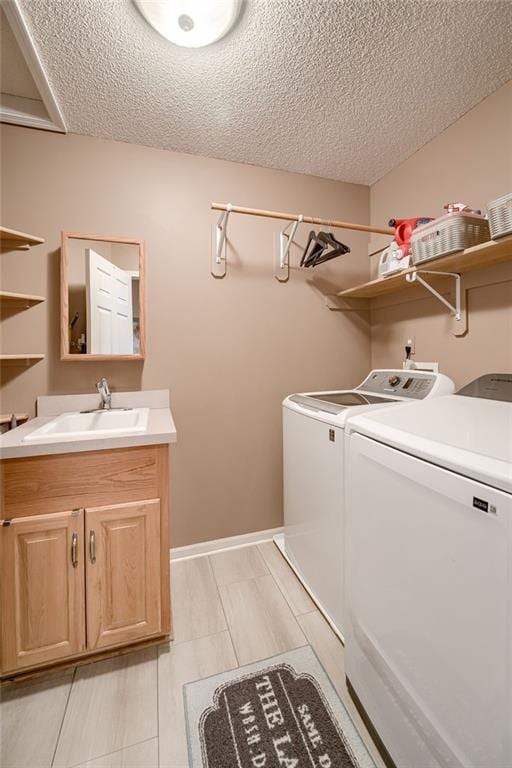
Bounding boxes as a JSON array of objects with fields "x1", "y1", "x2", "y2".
[
  {"x1": 369, "y1": 81, "x2": 512, "y2": 388},
  {"x1": 0, "y1": 125, "x2": 371, "y2": 546},
  {"x1": 4, "y1": 81, "x2": 509, "y2": 546}
]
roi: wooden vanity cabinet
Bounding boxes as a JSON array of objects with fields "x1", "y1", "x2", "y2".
[
  {"x1": 0, "y1": 445, "x2": 170, "y2": 677},
  {"x1": 85, "y1": 499, "x2": 162, "y2": 650},
  {"x1": 0, "y1": 509, "x2": 85, "y2": 672}
]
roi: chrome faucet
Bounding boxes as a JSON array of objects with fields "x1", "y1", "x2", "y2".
[
  {"x1": 80, "y1": 378, "x2": 132, "y2": 414},
  {"x1": 96, "y1": 378, "x2": 112, "y2": 410}
]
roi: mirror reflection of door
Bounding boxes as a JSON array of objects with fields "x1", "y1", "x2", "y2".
[
  {"x1": 63, "y1": 234, "x2": 143, "y2": 358},
  {"x1": 86, "y1": 249, "x2": 134, "y2": 354}
]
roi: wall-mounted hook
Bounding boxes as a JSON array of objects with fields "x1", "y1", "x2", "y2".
[
  {"x1": 274, "y1": 214, "x2": 303, "y2": 283},
  {"x1": 211, "y1": 203, "x2": 232, "y2": 278}
]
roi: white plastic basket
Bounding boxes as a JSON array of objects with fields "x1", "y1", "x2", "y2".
[
  {"x1": 487, "y1": 192, "x2": 512, "y2": 240},
  {"x1": 411, "y1": 213, "x2": 490, "y2": 265}
]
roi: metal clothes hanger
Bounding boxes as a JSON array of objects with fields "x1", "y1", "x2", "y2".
[
  {"x1": 302, "y1": 219, "x2": 350, "y2": 267},
  {"x1": 311, "y1": 235, "x2": 350, "y2": 265},
  {"x1": 316, "y1": 218, "x2": 350, "y2": 259},
  {"x1": 300, "y1": 228, "x2": 326, "y2": 267}
]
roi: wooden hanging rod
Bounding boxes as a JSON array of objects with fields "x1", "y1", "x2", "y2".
[{"x1": 211, "y1": 203, "x2": 394, "y2": 237}]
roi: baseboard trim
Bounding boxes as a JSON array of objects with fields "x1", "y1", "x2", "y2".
[{"x1": 170, "y1": 527, "x2": 284, "y2": 561}]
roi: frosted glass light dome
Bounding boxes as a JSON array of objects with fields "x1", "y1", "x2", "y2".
[{"x1": 134, "y1": 0, "x2": 241, "y2": 48}]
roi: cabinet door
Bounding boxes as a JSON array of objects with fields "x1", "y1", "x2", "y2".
[
  {"x1": 85, "y1": 499, "x2": 161, "y2": 650},
  {"x1": 0, "y1": 510, "x2": 85, "y2": 673}
]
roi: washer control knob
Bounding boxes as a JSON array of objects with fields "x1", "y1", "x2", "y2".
[{"x1": 388, "y1": 375, "x2": 401, "y2": 387}]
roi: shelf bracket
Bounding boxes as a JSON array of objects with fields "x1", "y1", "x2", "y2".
[
  {"x1": 405, "y1": 270, "x2": 467, "y2": 336},
  {"x1": 405, "y1": 270, "x2": 461, "y2": 319},
  {"x1": 274, "y1": 215, "x2": 303, "y2": 283},
  {"x1": 211, "y1": 203, "x2": 232, "y2": 279}
]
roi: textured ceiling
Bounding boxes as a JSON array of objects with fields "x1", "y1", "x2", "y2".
[{"x1": 16, "y1": 0, "x2": 512, "y2": 184}]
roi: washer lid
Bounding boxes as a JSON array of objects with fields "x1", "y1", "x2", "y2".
[
  {"x1": 346, "y1": 395, "x2": 512, "y2": 494},
  {"x1": 289, "y1": 391, "x2": 396, "y2": 415}
]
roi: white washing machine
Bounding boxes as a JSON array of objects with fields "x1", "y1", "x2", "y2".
[
  {"x1": 345, "y1": 374, "x2": 512, "y2": 768},
  {"x1": 276, "y1": 369, "x2": 454, "y2": 639}
]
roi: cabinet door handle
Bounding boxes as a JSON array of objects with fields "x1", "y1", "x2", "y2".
[
  {"x1": 71, "y1": 532, "x2": 79, "y2": 568},
  {"x1": 89, "y1": 529, "x2": 96, "y2": 564}
]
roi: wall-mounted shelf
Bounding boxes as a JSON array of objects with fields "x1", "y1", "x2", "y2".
[
  {"x1": 0, "y1": 290, "x2": 45, "y2": 308},
  {"x1": 0, "y1": 226, "x2": 45, "y2": 250},
  {"x1": 1, "y1": 226, "x2": 46, "y2": 374},
  {"x1": 0, "y1": 354, "x2": 45, "y2": 366},
  {"x1": 336, "y1": 234, "x2": 512, "y2": 299}
]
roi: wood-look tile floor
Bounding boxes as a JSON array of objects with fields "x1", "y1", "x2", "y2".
[{"x1": 0, "y1": 543, "x2": 385, "y2": 768}]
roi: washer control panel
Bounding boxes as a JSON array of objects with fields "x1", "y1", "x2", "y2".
[{"x1": 357, "y1": 370, "x2": 437, "y2": 399}]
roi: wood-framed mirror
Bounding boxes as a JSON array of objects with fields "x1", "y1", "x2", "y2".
[{"x1": 60, "y1": 232, "x2": 146, "y2": 360}]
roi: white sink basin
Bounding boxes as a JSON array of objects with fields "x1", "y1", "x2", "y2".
[{"x1": 23, "y1": 408, "x2": 150, "y2": 443}]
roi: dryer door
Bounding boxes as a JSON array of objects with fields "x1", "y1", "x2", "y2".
[{"x1": 345, "y1": 433, "x2": 512, "y2": 768}]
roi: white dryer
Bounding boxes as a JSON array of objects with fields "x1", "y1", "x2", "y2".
[
  {"x1": 277, "y1": 369, "x2": 454, "y2": 639},
  {"x1": 345, "y1": 374, "x2": 512, "y2": 768}
]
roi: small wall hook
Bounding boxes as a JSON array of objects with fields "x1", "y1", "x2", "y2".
[
  {"x1": 274, "y1": 214, "x2": 303, "y2": 283},
  {"x1": 211, "y1": 202, "x2": 232, "y2": 279}
]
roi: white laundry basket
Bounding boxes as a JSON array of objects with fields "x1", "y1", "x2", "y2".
[
  {"x1": 411, "y1": 212, "x2": 490, "y2": 265},
  {"x1": 487, "y1": 193, "x2": 512, "y2": 240}
]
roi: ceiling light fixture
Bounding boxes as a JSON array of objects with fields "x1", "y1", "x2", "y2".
[{"x1": 134, "y1": 0, "x2": 241, "y2": 48}]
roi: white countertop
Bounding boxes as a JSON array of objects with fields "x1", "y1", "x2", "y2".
[{"x1": 0, "y1": 390, "x2": 177, "y2": 459}]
